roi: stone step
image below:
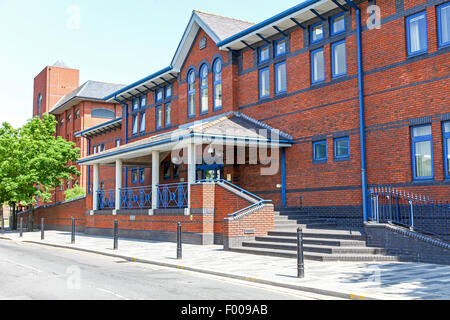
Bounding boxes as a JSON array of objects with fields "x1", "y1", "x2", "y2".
[
  {"x1": 242, "y1": 241, "x2": 388, "y2": 255},
  {"x1": 274, "y1": 220, "x2": 300, "y2": 225},
  {"x1": 229, "y1": 247, "x2": 400, "y2": 262},
  {"x1": 268, "y1": 229, "x2": 366, "y2": 241},
  {"x1": 255, "y1": 235, "x2": 367, "y2": 247}
]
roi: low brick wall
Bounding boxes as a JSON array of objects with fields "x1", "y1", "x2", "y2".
[
  {"x1": 19, "y1": 183, "x2": 275, "y2": 246},
  {"x1": 365, "y1": 223, "x2": 450, "y2": 265},
  {"x1": 223, "y1": 204, "x2": 275, "y2": 250}
]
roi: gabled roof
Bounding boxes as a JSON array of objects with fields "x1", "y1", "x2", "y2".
[
  {"x1": 78, "y1": 112, "x2": 293, "y2": 165},
  {"x1": 105, "y1": 11, "x2": 255, "y2": 103},
  {"x1": 50, "y1": 80, "x2": 126, "y2": 115}
]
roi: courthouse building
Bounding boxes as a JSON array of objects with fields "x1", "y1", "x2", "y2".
[{"x1": 30, "y1": 0, "x2": 449, "y2": 251}]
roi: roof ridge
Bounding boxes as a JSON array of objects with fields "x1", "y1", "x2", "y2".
[{"x1": 193, "y1": 10, "x2": 255, "y2": 26}]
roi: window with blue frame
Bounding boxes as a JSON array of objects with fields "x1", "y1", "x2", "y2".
[
  {"x1": 437, "y1": 2, "x2": 450, "y2": 48},
  {"x1": 165, "y1": 85, "x2": 172, "y2": 99},
  {"x1": 275, "y1": 61, "x2": 287, "y2": 94},
  {"x1": 93, "y1": 145, "x2": 97, "y2": 154},
  {"x1": 164, "y1": 162, "x2": 171, "y2": 179},
  {"x1": 156, "y1": 105, "x2": 163, "y2": 129},
  {"x1": 330, "y1": 13, "x2": 346, "y2": 36},
  {"x1": 311, "y1": 47, "x2": 325, "y2": 83},
  {"x1": 155, "y1": 89, "x2": 163, "y2": 104},
  {"x1": 411, "y1": 125, "x2": 434, "y2": 180},
  {"x1": 140, "y1": 95, "x2": 147, "y2": 108},
  {"x1": 165, "y1": 103, "x2": 171, "y2": 127},
  {"x1": 213, "y1": 59, "x2": 222, "y2": 110},
  {"x1": 258, "y1": 45, "x2": 270, "y2": 64},
  {"x1": 131, "y1": 169, "x2": 138, "y2": 184},
  {"x1": 310, "y1": 22, "x2": 324, "y2": 44},
  {"x1": 115, "y1": 139, "x2": 121, "y2": 148},
  {"x1": 334, "y1": 137, "x2": 350, "y2": 160},
  {"x1": 274, "y1": 38, "x2": 286, "y2": 57},
  {"x1": 406, "y1": 11, "x2": 428, "y2": 56},
  {"x1": 313, "y1": 140, "x2": 327, "y2": 162},
  {"x1": 132, "y1": 114, "x2": 138, "y2": 135},
  {"x1": 200, "y1": 64, "x2": 209, "y2": 114},
  {"x1": 37, "y1": 93, "x2": 42, "y2": 117},
  {"x1": 132, "y1": 98, "x2": 139, "y2": 111},
  {"x1": 140, "y1": 111, "x2": 145, "y2": 133},
  {"x1": 259, "y1": 67, "x2": 270, "y2": 99},
  {"x1": 443, "y1": 122, "x2": 450, "y2": 179},
  {"x1": 331, "y1": 40, "x2": 347, "y2": 78},
  {"x1": 188, "y1": 70, "x2": 196, "y2": 117},
  {"x1": 139, "y1": 169, "x2": 145, "y2": 184}
]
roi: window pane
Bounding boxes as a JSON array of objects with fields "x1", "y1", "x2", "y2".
[
  {"x1": 260, "y1": 69, "x2": 270, "y2": 97},
  {"x1": 214, "y1": 84, "x2": 222, "y2": 108},
  {"x1": 140, "y1": 113, "x2": 145, "y2": 132},
  {"x1": 201, "y1": 88, "x2": 208, "y2": 112},
  {"x1": 312, "y1": 50, "x2": 325, "y2": 82},
  {"x1": 157, "y1": 108, "x2": 162, "y2": 128},
  {"x1": 132, "y1": 116, "x2": 138, "y2": 134},
  {"x1": 276, "y1": 63, "x2": 287, "y2": 93},
  {"x1": 311, "y1": 24, "x2": 324, "y2": 42},
  {"x1": 133, "y1": 99, "x2": 139, "y2": 110},
  {"x1": 415, "y1": 141, "x2": 432, "y2": 177},
  {"x1": 336, "y1": 139, "x2": 349, "y2": 157},
  {"x1": 332, "y1": 15, "x2": 345, "y2": 34},
  {"x1": 189, "y1": 94, "x2": 195, "y2": 115},
  {"x1": 165, "y1": 104, "x2": 171, "y2": 125},
  {"x1": 314, "y1": 142, "x2": 327, "y2": 160},
  {"x1": 275, "y1": 39, "x2": 286, "y2": 56},
  {"x1": 201, "y1": 67, "x2": 208, "y2": 87},
  {"x1": 259, "y1": 46, "x2": 269, "y2": 62},
  {"x1": 333, "y1": 42, "x2": 346, "y2": 76},
  {"x1": 444, "y1": 122, "x2": 450, "y2": 133},
  {"x1": 446, "y1": 138, "x2": 450, "y2": 176},
  {"x1": 140, "y1": 170, "x2": 145, "y2": 183},
  {"x1": 141, "y1": 96, "x2": 146, "y2": 108},
  {"x1": 413, "y1": 125, "x2": 432, "y2": 137},
  {"x1": 440, "y1": 5, "x2": 450, "y2": 44},
  {"x1": 408, "y1": 13, "x2": 427, "y2": 53},
  {"x1": 165, "y1": 86, "x2": 172, "y2": 98}
]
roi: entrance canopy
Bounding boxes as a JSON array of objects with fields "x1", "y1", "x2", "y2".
[{"x1": 77, "y1": 112, "x2": 293, "y2": 167}]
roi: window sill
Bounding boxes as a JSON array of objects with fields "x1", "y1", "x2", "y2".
[
  {"x1": 200, "y1": 111, "x2": 209, "y2": 116},
  {"x1": 275, "y1": 91, "x2": 287, "y2": 97},
  {"x1": 407, "y1": 50, "x2": 428, "y2": 59},
  {"x1": 313, "y1": 159, "x2": 327, "y2": 164},
  {"x1": 213, "y1": 107, "x2": 222, "y2": 112},
  {"x1": 259, "y1": 96, "x2": 271, "y2": 102},
  {"x1": 411, "y1": 178, "x2": 435, "y2": 183},
  {"x1": 332, "y1": 73, "x2": 347, "y2": 80},
  {"x1": 335, "y1": 157, "x2": 350, "y2": 162}
]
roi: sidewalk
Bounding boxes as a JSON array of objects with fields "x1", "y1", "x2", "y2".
[{"x1": 2, "y1": 230, "x2": 450, "y2": 300}]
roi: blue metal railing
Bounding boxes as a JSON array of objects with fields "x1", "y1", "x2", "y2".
[
  {"x1": 120, "y1": 186, "x2": 152, "y2": 210},
  {"x1": 197, "y1": 179, "x2": 271, "y2": 217},
  {"x1": 369, "y1": 187, "x2": 450, "y2": 242},
  {"x1": 157, "y1": 183, "x2": 188, "y2": 209},
  {"x1": 97, "y1": 190, "x2": 115, "y2": 210}
]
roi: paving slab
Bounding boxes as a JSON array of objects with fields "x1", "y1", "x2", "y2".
[{"x1": 2, "y1": 231, "x2": 450, "y2": 300}]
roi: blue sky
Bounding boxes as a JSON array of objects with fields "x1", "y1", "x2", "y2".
[{"x1": 0, "y1": 0, "x2": 303, "y2": 128}]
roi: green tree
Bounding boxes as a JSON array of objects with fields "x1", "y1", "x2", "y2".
[
  {"x1": 0, "y1": 114, "x2": 81, "y2": 229},
  {"x1": 64, "y1": 185, "x2": 86, "y2": 201}
]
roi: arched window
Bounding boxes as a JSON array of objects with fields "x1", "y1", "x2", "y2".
[
  {"x1": 213, "y1": 59, "x2": 222, "y2": 110},
  {"x1": 188, "y1": 70, "x2": 196, "y2": 117},
  {"x1": 200, "y1": 64, "x2": 209, "y2": 114},
  {"x1": 37, "y1": 93, "x2": 42, "y2": 117}
]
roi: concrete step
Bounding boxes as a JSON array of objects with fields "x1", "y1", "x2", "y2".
[
  {"x1": 268, "y1": 229, "x2": 366, "y2": 241},
  {"x1": 229, "y1": 247, "x2": 400, "y2": 262},
  {"x1": 255, "y1": 235, "x2": 367, "y2": 247},
  {"x1": 242, "y1": 241, "x2": 388, "y2": 255},
  {"x1": 274, "y1": 220, "x2": 300, "y2": 226}
]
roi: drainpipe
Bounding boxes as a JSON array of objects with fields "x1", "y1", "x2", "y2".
[
  {"x1": 345, "y1": 0, "x2": 368, "y2": 222},
  {"x1": 122, "y1": 100, "x2": 128, "y2": 190},
  {"x1": 87, "y1": 137, "x2": 91, "y2": 194}
]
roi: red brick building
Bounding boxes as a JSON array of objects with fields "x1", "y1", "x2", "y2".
[{"x1": 32, "y1": 0, "x2": 449, "y2": 245}]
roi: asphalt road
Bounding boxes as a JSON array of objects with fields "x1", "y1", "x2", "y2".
[{"x1": 0, "y1": 239, "x2": 332, "y2": 300}]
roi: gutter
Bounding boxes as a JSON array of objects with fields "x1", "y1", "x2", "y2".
[{"x1": 345, "y1": 0, "x2": 368, "y2": 222}]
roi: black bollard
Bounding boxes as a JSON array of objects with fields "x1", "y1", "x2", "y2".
[
  {"x1": 71, "y1": 218, "x2": 76, "y2": 244},
  {"x1": 19, "y1": 218, "x2": 23, "y2": 237},
  {"x1": 177, "y1": 222, "x2": 182, "y2": 260},
  {"x1": 41, "y1": 218, "x2": 44, "y2": 240},
  {"x1": 113, "y1": 220, "x2": 119, "y2": 250},
  {"x1": 297, "y1": 227, "x2": 305, "y2": 279}
]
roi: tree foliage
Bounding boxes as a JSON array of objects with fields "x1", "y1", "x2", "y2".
[
  {"x1": 64, "y1": 185, "x2": 86, "y2": 201},
  {"x1": 0, "y1": 114, "x2": 81, "y2": 208}
]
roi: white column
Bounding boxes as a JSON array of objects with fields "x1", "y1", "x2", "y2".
[
  {"x1": 152, "y1": 150, "x2": 160, "y2": 209},
  {"x1": 115, "y1": 159, "x2": 122, "y2": 211},
  {"x1": 187, "y1": 143, "x2": 197, "y2": 208},
  {"x1": 92, "y1": 163, "x2": 99, "y2": 211}
]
